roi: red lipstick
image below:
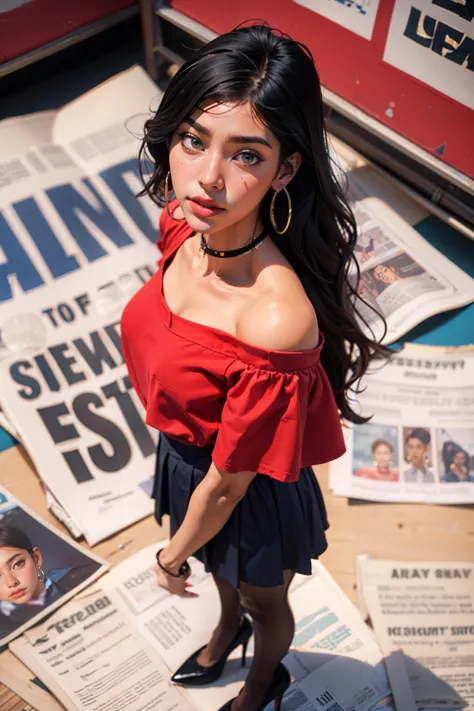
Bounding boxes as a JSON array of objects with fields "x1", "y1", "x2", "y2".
[
  {"x1": 188, "y1": 196, "x2": 225, "y2": 218},
  {"x1": 10, "y1": 588, "x2": 26, "y2": 599}
]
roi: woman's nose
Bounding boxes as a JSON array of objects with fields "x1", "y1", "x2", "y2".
[
  {"x1": 5, "y1": 572, "x2": 18, "y2": 586},
  {"x1": 198, "y1": 154, "x2": 224, "y2": 191}
]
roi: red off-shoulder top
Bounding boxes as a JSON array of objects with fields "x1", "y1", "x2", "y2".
[{"x1": 120, "y1": 206, "x2": 346, "y2": 483}]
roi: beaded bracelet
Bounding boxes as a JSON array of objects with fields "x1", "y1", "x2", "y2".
[{"x1": 156, "y1": 548, "x2": 191, "y2": 578}]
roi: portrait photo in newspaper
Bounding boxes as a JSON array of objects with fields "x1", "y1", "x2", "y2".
[
  {"x1": 0, "y1": 486, "x2": 107, "y2": 647},
  {"x1": 359, "y1": 251, "x2": 444, "y2": 323},
  {"x1": 352, "y1": 422, "x2": 400, "y2": 484},
  {"x1": 438, "y1": 429, "x2": 474, "y2": 484},
  {"x1": 402, "y1": 426, "x2": 435, "y2": 486}
]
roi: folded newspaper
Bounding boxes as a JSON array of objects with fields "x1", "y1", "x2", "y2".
[
  {"x1": 357, "y1": 557, "x2": 473, "y2": 711},
  {"x1": 330, "y1": 343, "x2": 474, "y2": 504},
  {"x1": 0, "y1": 485, "x2": 108, "y2": 647},
  {"x1": 1, "y1": 66, "x2": 473, "y2": 544},
  {"x1": 0, "y1": 67, "x2": 162, "y2": 545},
  {"x1": 6, "y1": 544, "x2": 466, "y2": 711}
]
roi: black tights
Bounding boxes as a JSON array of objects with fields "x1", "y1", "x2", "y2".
[{"x1": 210, "y1": 572, "x2": 295, "y2": 710}]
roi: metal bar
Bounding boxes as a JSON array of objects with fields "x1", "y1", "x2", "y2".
[
  {"x1": 0, "y1": 7, "x2": 140, "y2": 79},
  {"x1": 154, "y1": 7, "x2": 216, "y2": 43},
  {"x1": 140, "y1": 0, "x2": 157, "y2": 79}
]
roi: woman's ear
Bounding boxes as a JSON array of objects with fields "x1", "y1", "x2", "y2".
[
  {"x1": 272, "y1": 152, "x2": 301, "y2": 190},
  {"x1": 32, "y1": 547, "x2": 43, "y2": 570}
]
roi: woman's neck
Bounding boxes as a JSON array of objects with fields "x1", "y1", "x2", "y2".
[{"x1": 198, "y1": 211, "x2": 265, "y2": 279}]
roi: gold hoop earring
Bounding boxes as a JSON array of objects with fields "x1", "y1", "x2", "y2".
[
  {"x1": 164, "y1": 171, "x2": 186, "y2": 222},
  {"x1": 37, "y1": 567, "x2": 45, "y2": 583},
  {"x1": 270, "y1": 186, "x2": 292, "y2": 234}
]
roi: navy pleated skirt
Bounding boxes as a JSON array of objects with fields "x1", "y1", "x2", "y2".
[{"x1": 153, "y1": 433, "x2": 330, "y2": 589}]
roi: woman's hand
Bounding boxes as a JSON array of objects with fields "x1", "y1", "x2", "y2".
[{"x1": 153, "y1": 548, "x2": 196, "y2": 597}]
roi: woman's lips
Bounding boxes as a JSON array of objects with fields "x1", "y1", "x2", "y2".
[
  {"x1": 188, "y1": 199, "x2": 225, "y2": 218},
  {"x1": 10, "y1": 588, "x2": 27, "y2": 599}
]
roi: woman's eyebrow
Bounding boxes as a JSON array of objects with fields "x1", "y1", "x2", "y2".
[
  {"x1": 5, "y1": 553, "x2": 22, "y2": 565},
  {"x1": 185, "y1": 118, "x2": 272, "y2": 148}
]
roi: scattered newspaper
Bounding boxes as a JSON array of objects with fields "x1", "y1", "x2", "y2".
[
  {"x1": 0, "y1": 67, "x2": 162, "y2": 544},
  {"x1": 356, "y1": 558, "x2": 474, "y2": 711},
  {"x1": 333, "y1": 147, "x2": 474, "y2": 344},
  {"x1": 9, "y1": 545, "x2": 386, "y2": 711},
  {"x1": 0, "y1": 485, "x2": 107, "y2": 647},
  {"x1": 330, "y1": 344, "x2": 474, "y2": 503},
  {"x1": 281, "y1": 652, "x2": 466, "y2": 711}
]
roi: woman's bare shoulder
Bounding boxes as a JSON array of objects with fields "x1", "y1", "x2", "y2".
[{"x1": 237, "y1": 263, "x2": 319, "y2": 352}]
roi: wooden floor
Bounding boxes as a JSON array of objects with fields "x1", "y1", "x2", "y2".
[{"x1": 1, "y1": 444, "x2": 473, "y2": 710}]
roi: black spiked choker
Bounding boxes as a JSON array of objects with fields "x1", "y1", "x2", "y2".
[{"x1": 199, "y1": 229, "x2": 267, "y2": 258}]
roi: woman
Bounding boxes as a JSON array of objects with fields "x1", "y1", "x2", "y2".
[
  {"x1": 403, "y1": 428, "x2": 435, "y2": 484},
  {"x1": 354, "y1": 439, "x2": 399, "y2": 482},
  {"x1": 373, "y1": 264, "x2": 402, "y2": 286},
  {"x1": 443, "y1": 444, "x2": 473, "y2": 483},
  {"x1": 0, "y1": 524, "x2": 73, "y2": 638},
  {"x1": 122, "y1": 25, "x2": 388, "y2": 711}
]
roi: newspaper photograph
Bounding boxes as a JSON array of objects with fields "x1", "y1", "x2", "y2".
[
  {"x1": 0, "y1": 67, "x2": 162, "y2": 544},
  {"x1": 357, "y1": 558, "x2": 474, "y2": 711},
  {"x1": 330, "y1": 344, "x2": 474, "y2": 503},
  {"x1": 334, "y1": 150, "x2": 474, "y2": 344},
  {"x1": 0, "y1": 485, "x2": 107, "y2": 647}
]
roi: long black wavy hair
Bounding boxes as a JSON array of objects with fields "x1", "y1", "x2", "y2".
[{"x1": 138, "y1": 24, "x2": 390, "y2": 423}]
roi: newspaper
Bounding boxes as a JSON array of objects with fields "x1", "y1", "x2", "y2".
[
  {"x1": 9, "y1": 545, "x2": 386, "y2": 711},
  {"x1": 0, "y1": 67, "x2": 162, "y2": 544},
  {"x1": 282, "y1": 652, "x2": 467, "y2": 711},
  {"x1": 356, "y1": 558, "x2": 474, "y2": 711},
  {"x1": 333, "y1": 150, "x2": 474, "y2": 344},
  {"x1": 0, "y1": 485, "x2": 107, "y2": 647},
  {"x1": 329, "y1": 344, "x2": 474, "y2": 503}
]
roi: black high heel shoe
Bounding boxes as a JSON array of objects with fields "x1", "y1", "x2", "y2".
[
  {"x1": 217, "y1": 663, "x2": 291, "y2": 711},
  {"x1": 171, "y1": 615, "x2": 252, "y2": 686}
]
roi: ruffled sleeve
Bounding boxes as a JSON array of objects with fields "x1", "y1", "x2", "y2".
[{"x1": 212, "y1": 356, "x2": 346, "y2": 482}]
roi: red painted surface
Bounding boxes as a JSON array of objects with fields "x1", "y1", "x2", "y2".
[
  {"x1": 0, "y1": 0, "x2": 137, "y2": 64},
  {"x1": 171, "y1": 0, "x2": 473, "y2": 180}
]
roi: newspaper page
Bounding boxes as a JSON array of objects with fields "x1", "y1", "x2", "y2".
[
  {"x1": 10, "y1": 588, "x2": 195, "y2": 711},
  {"x1": 0, "y1": 67, "x2": 162, "y2": 544},
  {"x1": 357, "y1": 558, "x2": 474, "y2": 711},
  {"x1": 0, "y1": 485, "x2": 107, "y2": 647},
  {"x1": 330, "y1": 344, "x2": 474, "y2": 503},
  {"x1": 333, "y1": 149, "x2": 474, "y2": 344}
]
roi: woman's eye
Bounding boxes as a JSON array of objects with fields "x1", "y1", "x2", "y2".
[
  {"x1": 12, "y1": 559, "x2": 25, "y2": 570},
  {"x1": 237, "y1": 151, "x2": 261, "y2": 166},
  {"x1": 180, "y1": 134, "x2": 203, "y2": 151}
]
